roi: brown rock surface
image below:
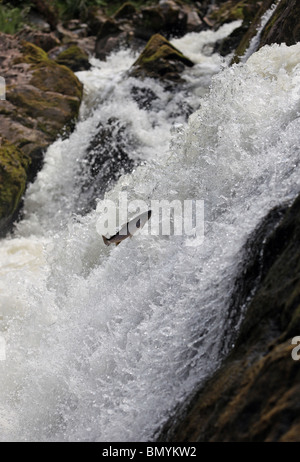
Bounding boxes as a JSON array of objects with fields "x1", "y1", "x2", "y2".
[{"x1": 0, "y1": 33, "x2": 83, "y2": 232}]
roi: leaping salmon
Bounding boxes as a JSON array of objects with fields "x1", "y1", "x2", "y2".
[{"x1": 102, "y1": 210, "x2": 152, "y2": 246}]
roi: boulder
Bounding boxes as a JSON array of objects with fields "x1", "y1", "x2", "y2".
[
  {"x1": 129, "y1": 33, "x2": 194, "y2": 82},
  {"x1": 134, "y1": 1, "x2": 201, "y2": 41},
  {"x1": 54, "y1": 44, "x2": 91, "y2": 71}
]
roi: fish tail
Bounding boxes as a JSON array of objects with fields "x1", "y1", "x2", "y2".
[{"x1": 102, "y1": 235, "x2": 110, "y2": 246}]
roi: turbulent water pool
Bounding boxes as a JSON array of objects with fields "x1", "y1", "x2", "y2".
[{"x1": 0, "y1": 22, "x2": 300, "y2": 441}]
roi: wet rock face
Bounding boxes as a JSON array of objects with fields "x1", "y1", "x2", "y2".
[
  {"x1": 230, "y1": 0, "x2": 300, "y2": 63},
  {"x1": 159, "y1": 195, "x2": 300, "y2": 442},
  {"x1": 129, "y1": 33, "x2": 194, "y2": 82},
  {"x1": 77, "y1": 118, "x2": 137, "y2": 214},
  {"x1": 0, "y1": 33, "x2": 83, "y2": 233},
  {"x1": 258, "y1": 0, "x2": 300, "y2": 48}
]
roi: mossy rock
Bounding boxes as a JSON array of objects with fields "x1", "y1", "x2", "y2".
[
  {"x1": 0, "y1": 140, "x2": 30, "y2": 232},
  {"x1": 16, "y1": 41, "x2": 49, "y2": 65},
  {"x1": 31, "y1": 60, "x2": 83, "y2": 99},
  {"x1": 0, "y1": 37, "x2": 84, "y2": 235},
  {"x1": 114, "y1": 2, "x2": 137, "y2": 20},
  {"x1": 54, "y1": 44, "x2": 91, "y2": 72},
  {"x1": 130, "y1": 33, "x2": 194, "y2": 81},
  {"x1": 7, "y1": 85, "x2": 81, "y2": 134}
]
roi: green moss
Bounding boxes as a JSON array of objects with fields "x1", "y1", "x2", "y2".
[
  {"x1": 16, "y1": 41, "x2": 49, "y2": 65},
  {"x1": 0, "y1": 140, "x2": 30, "y2": 221},
  {"x1": 134, "y1": 34, "x2": 193, "y2": 67},
  {"x1": 7, "y1": 85, "x2": 81, "y2": 139},
  {"x1": 30, "y1": 60, "x2": 83, "y2": 99},
  {"x1": 8, "y1": 86, "x2": 61, "y2": 113},
  {"x1": 55, "y1": 44, "x2": 85, "y2": 61},
  {"x1": 54, "y1": 45, "x2": 90, "y2": 72}
]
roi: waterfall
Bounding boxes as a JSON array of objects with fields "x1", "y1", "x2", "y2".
[
  {"x1": 241, "y1": 1, "x2": 280, "y2": 62},
  {"x1": 0, "y1": 23, "x2": 300, "y2": 441}
]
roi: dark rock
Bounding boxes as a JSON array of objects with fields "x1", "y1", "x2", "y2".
[
  {"x1": 130, "y1": 86, "x2": 159, "y2": 110},
  {"x1": 77, "y1": 118, "x2": 136, "y2": 213},
  {"x1": 230, "y1": 0, "x2": 300, "y2": 64},
  {"x1": 97, "y1": 18, "x2": 121, "y2": 41},
  {"x1": 95, "y1": 18, "x2": 123, "y2": 60},
  {"x1": 258, "y1": 0, "x2": 300, "y2": 48},
  {"x1": 214, "y1": 23, "x2": 249, "y2": 56},
  {"x1": 95, "y1": 32, "x2": 127, "y2": 61},
  {"x1": 133, "y1": 1, "x2": 205, "y2": 41},
  {"x1": 129, "y1": 33, "x2": 194, "y2": 82},
  {"x1": 160, "y1": 0, "x2": 188, "y2": 36},
  {"x1": 114, "y1": 2, "x2": 137, "y2": 21},
  {"x1": 231, "y1": 0, "x2": 278, "y2": 63},
  {"x1": 55, "y1": 44, "x2": 91, "y2": 71},
  {"x1": 158, "y1": 194, "x2": 300, "y2": 442}
]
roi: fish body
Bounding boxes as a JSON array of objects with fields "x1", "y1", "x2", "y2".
[{"x1": 102, "y1": 210, "x2": 152, "y2": 246}]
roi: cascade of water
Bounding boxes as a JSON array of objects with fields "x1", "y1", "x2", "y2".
[{"x1": 0, "y1": 24, "x2": 299, "y2": 441}]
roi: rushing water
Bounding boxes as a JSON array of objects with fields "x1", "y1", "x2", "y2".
[
  {"x1": 0, "y1": 23, "x2": 300, "y2": 441},
  {"x1": 241, "y1": 1, "x2": 280, "y2": 63}
]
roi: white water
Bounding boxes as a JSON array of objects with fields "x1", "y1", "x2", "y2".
[{"x1": 0, "y1": 26, "x2": 300, "y2": 441}]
